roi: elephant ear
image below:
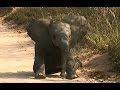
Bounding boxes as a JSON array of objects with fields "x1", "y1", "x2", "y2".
[
  {"x1": 26, "y1": 18, "x2": 37, "y2": 42},
  {"x1": 26, "y1": 19, "x2": 51, "y2": 42}
]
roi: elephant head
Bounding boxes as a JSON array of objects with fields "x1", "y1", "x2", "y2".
[{"x1": 63, "y1": 15, "x2": 90, "y2": 48}]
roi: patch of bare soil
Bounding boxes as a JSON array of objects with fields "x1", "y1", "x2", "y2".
[{"x1": 0, "y1": 17, "x2": 120, "y2": 83}]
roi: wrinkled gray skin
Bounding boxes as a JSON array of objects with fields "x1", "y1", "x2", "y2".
[{"x1": 26, "y1": 15, "x2": 89, "y2": 79}]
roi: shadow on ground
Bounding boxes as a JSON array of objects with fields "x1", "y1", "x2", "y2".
[
  {"x1": 0, "y1": 71, "x2": 61, "y2": 79},
  {"x1": 0, "y1": 71, "x2": 34, "y2": 79}
]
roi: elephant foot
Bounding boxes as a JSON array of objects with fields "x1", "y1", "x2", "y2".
[
  {"x1": 35, "y1": 73, "x2": 46, "y2": 79},
  {"x1": 66, "y1": 74, "x2": 78, "y2": 80}
]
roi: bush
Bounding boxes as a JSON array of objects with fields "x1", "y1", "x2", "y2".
[
  {"x1": 5, "y1": 7, "x2": 82, "y2": 27},
  {"x1": 0, "y1": 7, "x2": 13, "y2": 17},
  {"x1": 108, "y1": 36, "x2": 120, "y2": 72}
]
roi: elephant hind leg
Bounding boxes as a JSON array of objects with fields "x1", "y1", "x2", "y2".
[
  {"x1": 44, "y1": 45, "x2": 62, "y2": 75},
  {"x1": 46, "y1": 67, "x2": 61, "y2": 74}
]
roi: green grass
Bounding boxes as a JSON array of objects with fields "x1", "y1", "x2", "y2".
[{"x1": 4, "y1": 7, "x2": 120, "y2": 72}]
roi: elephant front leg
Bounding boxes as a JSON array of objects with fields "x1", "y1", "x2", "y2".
[
  {"x1": 33, "y1": 44, "x2": 46, "y2": 79},
  {"x1": 66, "y1": 54, "x2": 80, "y2": 79},
  {"x1": 66, "y1": 59, "x2": 78, "y2": 79},
  {"x1": 60, "y1": 45, "x2": 69, "y2": 78},
  {"x1": 60, "y1": 52, "x2": 67, "y2": 78},
  {"x1": 33, "y1": 56, "x2": 46, "y2": 79},
  {"x1": 60, "y1": 45, "x2": 78, "y2": 79}
]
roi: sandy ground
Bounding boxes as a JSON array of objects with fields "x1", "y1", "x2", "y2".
[{"x1": 0, "y1": 18, "x2": 120, "y2": 83}]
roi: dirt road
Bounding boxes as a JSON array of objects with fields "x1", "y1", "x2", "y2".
[{"x1": 0, "y1": 18, "x2": 119, "y2": 83}]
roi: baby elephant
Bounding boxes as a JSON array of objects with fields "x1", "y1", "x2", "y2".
[{"x1": 26, "y1": 15, "x2": 88, "y2": 79}]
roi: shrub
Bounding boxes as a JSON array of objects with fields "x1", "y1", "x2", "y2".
[
  {"x1": 0, "y1": 7, "x2": 13, "y2": 17},
  {"x1": 108, "y1": 36, "x2": 120, "y2": 72},
  {"x1": 5, "y1": 7, "x2": 82, "y2": 27}
]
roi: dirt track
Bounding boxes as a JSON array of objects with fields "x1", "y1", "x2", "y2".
[{"x1": 0, "y1": 18, "x2": 119, "y2": 83}]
